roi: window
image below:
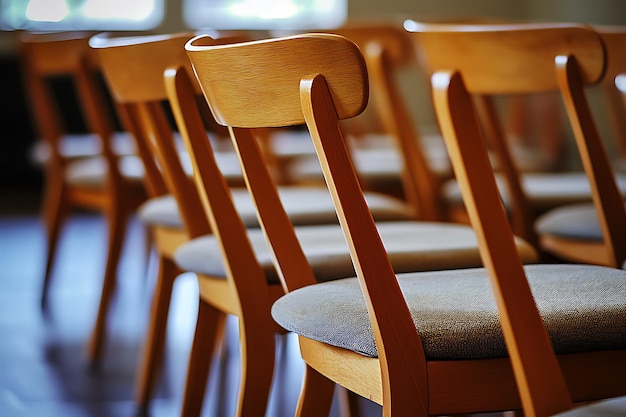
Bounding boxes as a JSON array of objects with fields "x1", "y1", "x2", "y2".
[
  {"x1": 183, "y1": 0, "x2": 347, "y2": 30},
  {"x1": 0, "y1": 0, "x2": 164, "y2": 30}
]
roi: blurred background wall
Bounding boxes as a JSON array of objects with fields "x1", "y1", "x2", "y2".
[{"x1": 1, "y1": 0, "x2": 625, "y2": 192}]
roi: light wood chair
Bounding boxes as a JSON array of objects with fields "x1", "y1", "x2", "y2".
[
  {"x1": 425, "y1": 23, "x2": 626, "y2": 417},
  {"x1": 183, "y1": 26, "x2": 625, "y2": 417},
  {"x1": 530, "y1": 25, "x2": 626, "y2": 267},
  {"x1": 597, "y1": 25, "x2": 626, "y2": 168},
  {"x1": 182, "y1": 31, "x2": 544, "y2": 416},
  {"x1": 90, "y1": 30, "x2": 424, "y2": 415},
  {"x1": 279, "y1": 22, "x2": 452, "y2": 220},
  {"x1": 402, "y1": 19, "x2": 626, "y2": 249},
  {"x1": 90, "y1": 32, "x2": 207, "y2": 413},
  {"x1": 18, "y1": 31, "x2": 147, "y2": 364}
]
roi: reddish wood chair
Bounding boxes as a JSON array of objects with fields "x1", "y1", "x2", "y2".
[
  {"x1": 18, "y1": 31, "x2": 146, "y2": 365},
  {"x1": 182, "y1": 29, "x2": 551, "y2": 416},
  {"x1": 90, "y1": 30, "x2": 426, "y2": 415},
  {"x1": 183, "y1": 25, "x2": 624, "y2": 417}
]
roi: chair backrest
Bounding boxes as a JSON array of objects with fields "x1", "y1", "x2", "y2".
[
  {"x1": 410, "y1": 22, "x2": 620, "y2": 415},
  {"x1": 327, "y1": 22, "x2": 444, "y2": 220},
  {"x1": 90, "y1": 32, "x2": 210, "y2": 236},
  {"x1": 596, "y1": 25, "x2": 626, "y2": 162},
  {"x1": 410, "y1": 21, "x2": 626, "y2": 267},
  {"x1": 19, "y1": 31, "x2": 122, "y2": 183},
  {"x1": 188, "y1": 24, "x2": 625, "y2": 417},
  {"x1": 186, "y1": 32, "x2": 430, "y2": 413}
]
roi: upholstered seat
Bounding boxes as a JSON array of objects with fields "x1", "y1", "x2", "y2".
[
  {"x1": 138, "y1": 186, "x2": 415, "y2": 230},
  {"x1": 272, "y1": 264, "x2": 626, "y2": 359},
  {"x1": 535, "y1": 202, "x2": 607, "y2": 241},
  {"x1": 174, "y1": 221, "x2": 538, "y2": 285},
  {"x1": 64, "y1": 154, "x2": 145, "y2": 187},
  {"x1": 29, "y1": 132, "x2": 136, "y2": 165},
  {"x1": 553, "y1": 396, "x2": 626, "y2": 416},
  {"x1": 443, "y1": 172, "x2": 626, "y2": 213},
  {"x1": 179, "y1": 148, "x2": 244, "y2": 185},
  {"x1": 285, "y1": 133, "x2": 452, "y2": 188}
]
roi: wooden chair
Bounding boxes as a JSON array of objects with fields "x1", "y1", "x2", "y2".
[
  {"x1": 597, "y1": 25, "x2": 626, "y2": 169},
  {"x1": 424, "y1": 23, "x2": 626, "y2": 417},
  {"x1": 530, "y1": 25, "x2": 626, "y2": 267},
  {"x1": 90, "y1": 32, "x2": 206, "y2": 412},
  {"x1": 182, "y1": 31, "x2": 545, "y2": 416},
  {"x1": 280, "y1": 22, "x2": 452, "y2": 220},
  {"x1": 18, "y1": 31, "x2": 147, "y2": 364},
  {"x1": 90, "y1": 30, "x2": 425, "y2": 414},
  {"x1": 401, "y1": 20, "x2": 626, "y2": 249},
  {"x1": 184, "y1": 26, "x2": 625, "y2": 416}
]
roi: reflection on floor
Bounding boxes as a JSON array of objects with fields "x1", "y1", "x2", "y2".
[
  {"x1": 0, "y1": 194, "x2": 383, "y2": 417},
  {"x1": 0, "y1": 192, "x2": 507, "y2": 417}
]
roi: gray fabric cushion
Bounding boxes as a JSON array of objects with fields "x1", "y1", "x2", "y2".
[
  {"x1": 443, "y1": 172, "x2": 626, "y2": 211},
  {"x1": 138, "y1": 186, "x2": 413, "y2": 229},
  {"x1": 30, "y1": 132, "x2": 136, "y2": 165},
  {"x1": 553, "y1": 395, "x2": 626, "y2": 416},
  {"x1": 179, "y1": 149, "x2": 244, "y2": 183},
  {"x1": 271, "y1": 264, "x2": 626, "y2": 360},
  {"x1": 174, "y1": 221, "x2": 537, "y2": 284},
  {"x1": 535, "y1": 202, "x2": 604, "y2": 241},
  {"x1": 285, "y1": 133, "x2": 451, "y2": 184},
  {"x1": 138, "y1": 195, "x2": 183, "y2": 229},
  {"x1": 64, "y1": 154, "x2": 144, "y2": 187}
]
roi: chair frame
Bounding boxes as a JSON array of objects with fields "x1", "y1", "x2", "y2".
[
  {"x1": 19, "y1": 31, "x2": 147, "y2": 364},
  {"x1": 186, "y1": 26, "x2": 625, "y2": 417}
]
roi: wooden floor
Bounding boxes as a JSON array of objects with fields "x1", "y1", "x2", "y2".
[
  {"x1": 0, "y1": 189, "x2": 508, "y2": 417},
  {"x1": 0, "y1": 189, "x2": 386, "y2": 417}
]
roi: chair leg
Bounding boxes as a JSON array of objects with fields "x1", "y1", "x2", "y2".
[
  {"x1": 295, "y1": 363, "x2": 335, "y2": 417},
  {"x1": 40, "y1": 177, "x2": 68, "y2": 311},
  {"x1": 336, "y1": 386, "x2": 362, "y2": 417},
  {"x1": 86, "y1": 203, "x2": 130, "y2": 366},
  {"x1": 134, "y1": 255, "x2": 180, "y2": 414},
  {"x1": 236, "y1": 317, "x2": 277, "y2": 416},
  {"x1": 181, "y1": 299, "x2": 227, "y2": 417}
]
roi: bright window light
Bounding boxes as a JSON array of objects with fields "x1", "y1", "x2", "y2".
[
  {"x1": 184, "y1": 0, "x2": 347, "y2": 30},
  {"x1": 26, "y1": 0, "x2": 69, "y2": 22},
  {"x1": 0, "y1": 0, "x2": 164, "y2": 30},
  {"x1": 82, "y1": 0, "x2": 155, "y2": 21}
]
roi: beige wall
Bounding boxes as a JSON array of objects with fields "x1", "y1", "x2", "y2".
[
  {"x1": 3, "y1": 0, "x2": 626, "y2": 50},
  {"x1": 348, "y1": 0, "x2": 626, "y2": 25},
  {"x1": 344, "y1": 0, "x2": 626, "y2": 138},
  {"x1": 347, "y1": 0, "x2": 525, "y2": 21},
  {"x1": 2, "y1": 0, "x2": 624, "y2": 148}
]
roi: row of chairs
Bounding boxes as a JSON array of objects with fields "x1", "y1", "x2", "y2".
[{"x1": 19, "y1": 19, "x2": 626, "y2": 417}]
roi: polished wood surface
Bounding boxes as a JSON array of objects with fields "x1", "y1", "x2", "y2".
[
  {"x1": 425, "y1": 22, "x2": 626, "y2": 416},
  {"x1": 0, "y1": 196, "x2": 383, "y2": 417},
  {"x1": 19, "y1": 31, "x2": 147, "y2": 367}
]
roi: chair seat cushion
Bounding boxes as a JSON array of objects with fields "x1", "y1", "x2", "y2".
[
  {"x1": 443, "y1": 172, "x2": 626, "y2": 211},
  {"x1": 174, "y1": 221, "x2": 538, "y2": 284},
  {"x1": 271, "y1": 264, "x2": 626, "y2": 360},
  {"x1": 137, "y1": 186, "x2": 414, "y2": 229},
  {"x1": 180, "y1": 149, "x2": 244, "y2": 184},
  {"x1": 553, "y1": 395, "x2": 626, "y2": 416},
  {"x1": 65, "y1": 155, "x2": 144, "y2": 187},
  {"x1": 535, "y1": 202, "x2": 606, "y2": 241},
  {"x1": 285, "y1": 133, "x2": 451, "y2": 184},
  {"x1": 29, "y1": 132, "x2": 136, "y2": 165}
]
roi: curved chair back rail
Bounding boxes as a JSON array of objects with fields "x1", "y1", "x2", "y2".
[
  {"x1": 410, "y1": 21, "x2": 626, "y2": 266},
  {"x1": 408, "y1": 21, "x2": 606, "y2": 93},
  {"x1": 186, "y1": 34, "x2": 368, "y2": 128}
]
